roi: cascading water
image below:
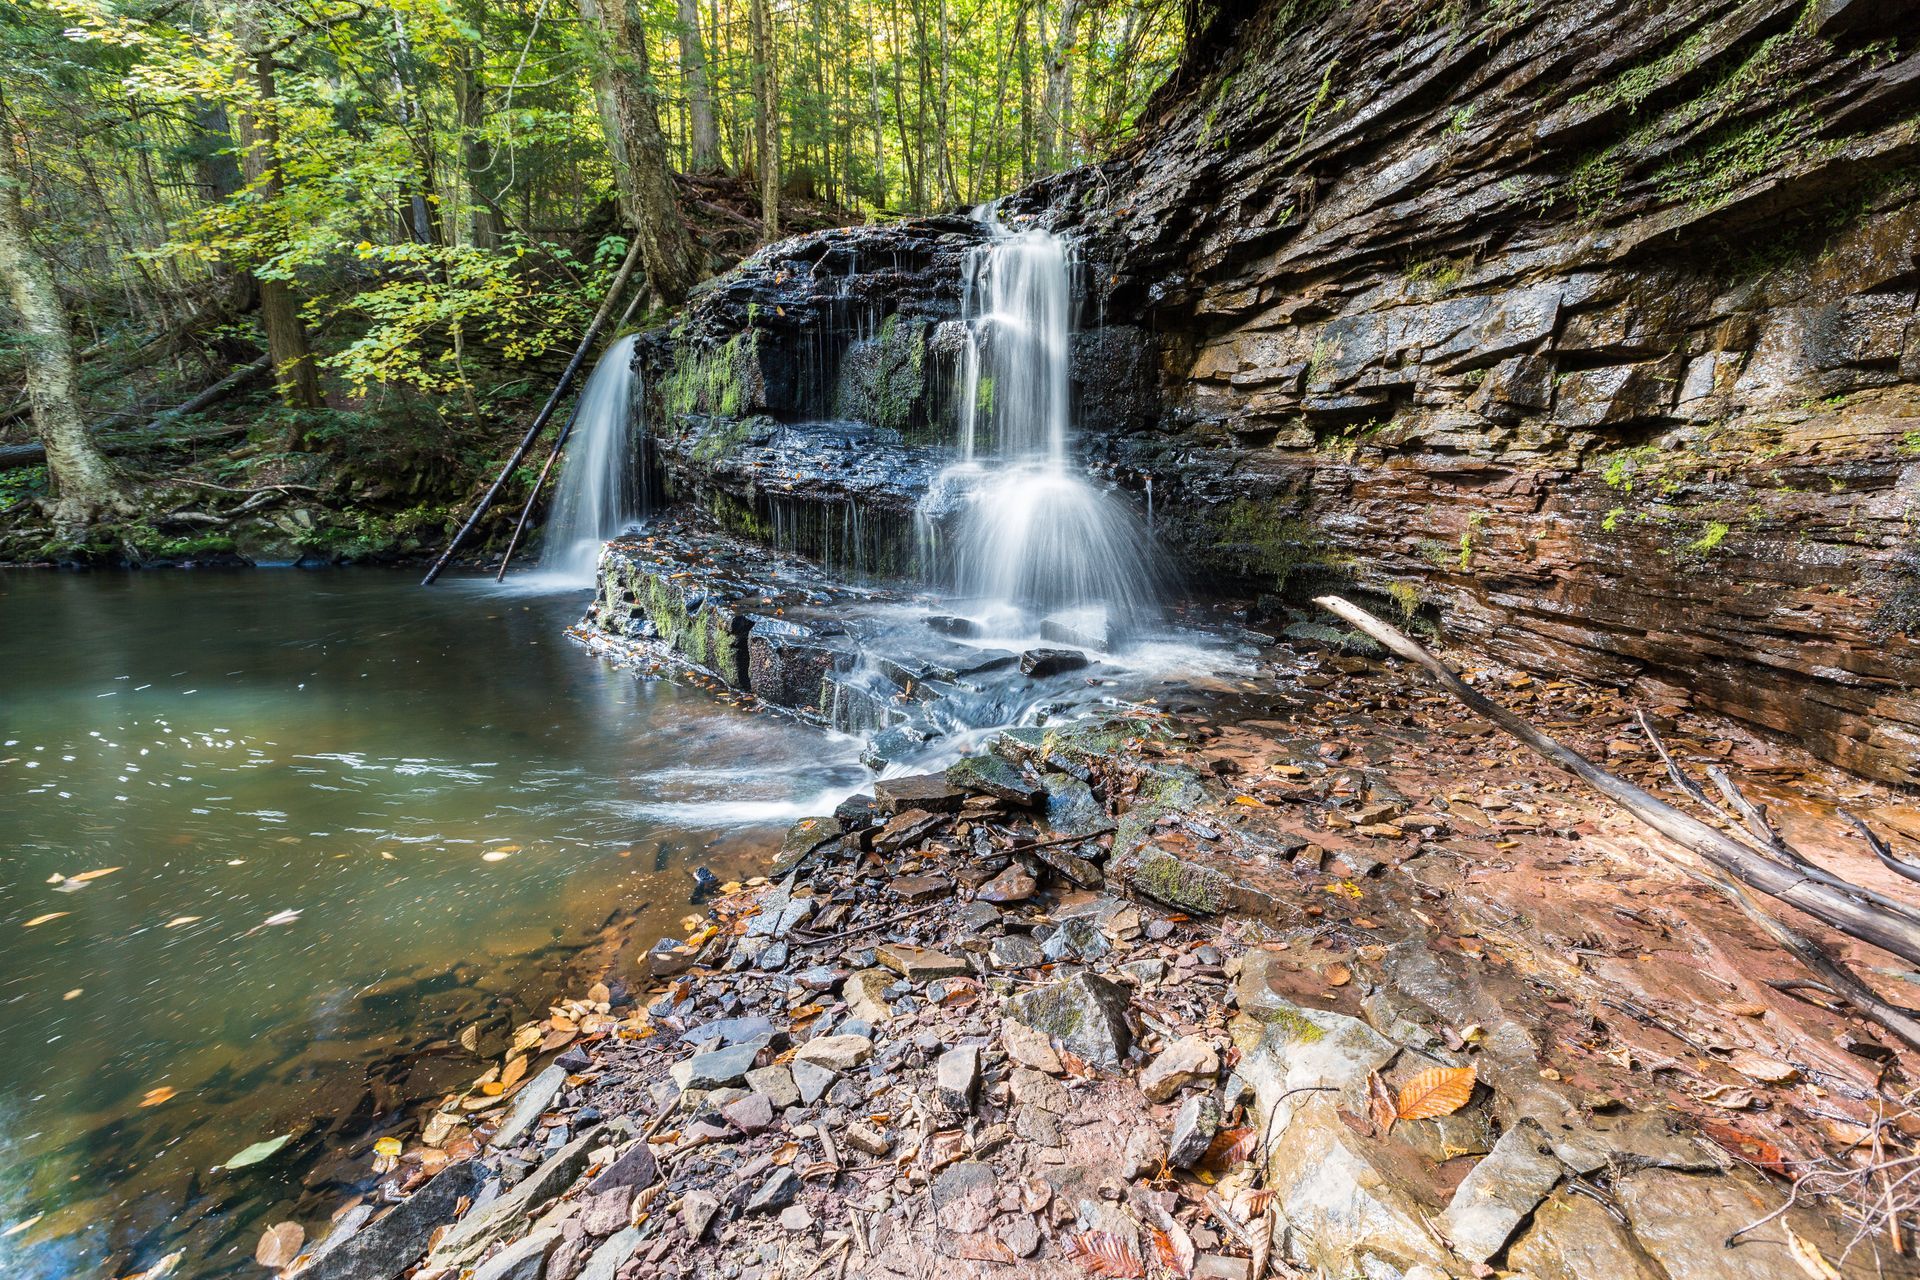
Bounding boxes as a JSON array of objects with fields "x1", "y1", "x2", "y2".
[
  {"x1": 540, "y1": 334, "x2": 644, "y2": 582},
  {"x1": 931, "y1": 210, "x2": 1156, "y2": 639}
]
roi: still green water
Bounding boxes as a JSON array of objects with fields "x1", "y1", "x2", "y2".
[{"x1": 0, "y1": 570, "x2": 865, "y2": 1279}]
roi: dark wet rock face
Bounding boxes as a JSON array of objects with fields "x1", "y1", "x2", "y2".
[{"x1": 627, "y1": 0, "x2": 1920, "y2": 784}]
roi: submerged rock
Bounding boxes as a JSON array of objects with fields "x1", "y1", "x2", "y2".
[{"x1": 1019, "y1": 648, "x2": 1089, "y2": 678}]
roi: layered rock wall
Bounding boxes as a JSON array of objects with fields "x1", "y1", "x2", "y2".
[{"x1": 1045, "y1": 0, "x2": 1920, "y2": 786}]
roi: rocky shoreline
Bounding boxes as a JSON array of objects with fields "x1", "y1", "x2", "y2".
[{"x1": 264, "y1": 613, "x2": 1920, "y2": 1280}]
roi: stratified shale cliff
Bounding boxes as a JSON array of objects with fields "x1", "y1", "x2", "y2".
[{"x1": 637, "y1": 0, "x2": 1920, "y2": 786}]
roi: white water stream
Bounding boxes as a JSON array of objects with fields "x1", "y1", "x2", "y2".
[{"x1": 540, "y1": 333, "x2": 644, "y2": 583}]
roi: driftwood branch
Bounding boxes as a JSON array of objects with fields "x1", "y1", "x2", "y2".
[{"x1": 1314, "y1": 595, "x2": 1920, "y2": 969}]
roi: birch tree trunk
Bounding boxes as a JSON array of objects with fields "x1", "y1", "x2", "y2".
[
  {"x1": 1040, "y1": 0, "x2": 1085, "y2": 172},
  {"x1": 0, "y1": 142, "x2": 130, "y2": 527}
]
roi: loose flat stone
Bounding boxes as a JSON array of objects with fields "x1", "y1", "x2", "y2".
[
  {"x1": 681, "y1": 1189, "x2": 721, "y2": 1242},
  {"x1": 578, "y1": 1185, "x2": 633, "y2": 1236},
  {"x1": 745, "y1": 1167, "x2": 801, "y2": 1214},
  {"x1": 681, "y1": 1014, "x2": 778, "y2": 1047},
  {"x1": 1169, "y1": 1093, "x2": 1220, "y2": 1168},
  {"x1": 791, "y1": 1057, "x2": 837, "y2": 1104},
  {"x1": 845, "y1": 1122, "x2": 892, "y2": 1155},
  {"x1": 587, "y1": 1137, "x2": 658, "y2": 1194},
  {"x1": 472, "y1": 1227, "x2": 559, "y2": 1280},
  {"x1": 428, "y1": 1128, "x2": 601, "y2": 1270},
  {"x1": 794, "y1": 1033, "x2": 873, "y2": 1071},
  {"x1": 490, "y1": 1064, "x2": 566, "y2": 1150},
  {"x1": 978, "y1": 864, "x2": 1037, "y2": 902},
  {"x1": 1140, "y1": 1035, "x2": 1220, "y2": 1103},
  {"x1": 873, "y1": 808, "x2": 946, "y2": 852},
  {"x1": 723, "y1": 1092, "x2": 777, "y2": 1134},
  {"x1": 875, "y1": 942, "x2": 968, "y2": 981},
  {"x1": 989, "y1": 934, "x2": 1046, "y2": 969},
  {"x1": 945, "y1": 754, "x2": 1046, "y2": 806},
  {"x1": 744, "y1": 1065, "x2": 800, "y2": 1110},
  {"x1": 936, "y1": 1045, "x2": 980, "y2": 1113},
  {"x1": 888, "y1": 872, "x2": 951, "y2": 902},
  {"x1": 931, "y1": 1161, "x2": 999, "y2": 1234},
  {"x1": 578, "y1": 1226, "x2": 643, "y2": 1280},
  {"x1": 673, "y1": 1035, "x2": 770, "y2": 1090},
  {"x1": 873, "y1": 773, "x2": 966, "y2": 814},
  {"x1": 1443, "y1": 1119, "x2": 1567, "y2": 1263},
  {"x1": 295, "y1": 1159, "x2": 482, "y2": 1280}
]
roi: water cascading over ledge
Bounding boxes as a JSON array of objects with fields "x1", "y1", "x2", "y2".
[
  {"x1": 922, "y1": 210, "x2": 1159, "y2": 641},
  {"x1": 538, "y1": 333, "x2": 645, "y2": 584}
]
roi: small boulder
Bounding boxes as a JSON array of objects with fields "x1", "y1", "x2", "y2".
[
  {"x1": 794, "y1": 1034, "x2": 873, "y2": 1072},
  {"x1": 945, "y1": 754, "x2": 1046, "y2": 807},
  {"x1": 1139, "y1": 1036, "x2": 1220, "y2": 1103},
  {"x1": 1005, "y1": 972, "x2": 1133, "y2": 1068},
  {"x1": 1168, "y1": 1094, "x2": 1220, "y2": 1168},
  {"x1": 745, "y1": 1168, "x2": 801, "y2": 1214},
  {"x1": 1020, "y1": 648, "x2": 1090, "y2": 678},
  {"x1": 936, "y1": 1045, "x2": 980, "y2": 1113}
]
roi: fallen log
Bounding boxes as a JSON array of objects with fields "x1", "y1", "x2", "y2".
[
  {"x1": 421, "y1": 235, "x2": 645, "y2": 586},
  {"x1": 0, "y1": 355, "x2": 271, "y2": 472},
  {"x1": 1313, "y1": 595, "x2": 1920, "y2": 970}
]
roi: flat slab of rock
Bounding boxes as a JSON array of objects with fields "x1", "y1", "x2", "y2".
[
  {"x1": 674, "y1": 1035, "x2": 770, "y2": 1089},
  {"x1": 427, "y1": 1127, "x2": 601, "y2": 1270},
  {"x1": 989, "y1": 934, "x2": 1045, "y2": 969},
  {"x1": 887, "y1": 872, "x2": 952, "y2": 902},
  {"x1": 578, "y1": 1226, "x2": 643, "y2": 1280},
  {"x1": 1444, "y1": 1119, "x2": 1567, "y2": 1263},
  {"x1": 295, "y1": 1159, "x2": 482, "y2": 1280},
  {"x1": 587, "y1": 1139, "x2": 658, "y2": 1194},
  {"x1": 490, "y1": 1063, "x2": 566, "y2": 1150},
  {"x1": 1169, "y1": 1093, "x2": 1220, "y2": 1167},
  {"x1": 936, "y1": 1045, "x2": 979, "y2": 1112},
  {"x1": 873, "y1": 773, "x2": 966, "y2": 814},
  {"x1": 794, "y1": 1033, "x2": 873, "y2": 1071},
  {"x1": 1005, "y1": 972, "x2": 1132, "y2": 1068},
  {"x1": 873, "y1": 808, "x2": 947, "y2": 852},
  {"x1": 472, "y1": 1226, "x2": 559, "y2": 1280},
  {"x1": 745, "y1": 1065, "x2": 800, "y2": 1109},
  {"x1": 945, "y1": 754, "x2": 1045, "y2": 806},
  {"x1": 876, "y1": 942, "x2": 968, "y2": 981}
]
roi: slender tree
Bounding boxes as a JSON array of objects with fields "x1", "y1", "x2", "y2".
[
  {"x1": 231, "y1": 0, "x2": 323, "y2": 409},
  {"x1": 1039, "y1": 0, "x2": 1085, "y2": 172},
  {"x1": 0, "y1": 118, "x2": 130, "y2": 526},
  {"x1": 675, "y1": 0, "x2": 725, "y2": 173},
  {"x1": 750, "y1": 0, "x2": 779, "y2": 236}
]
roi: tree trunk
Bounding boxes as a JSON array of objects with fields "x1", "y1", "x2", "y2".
[
  {"x1": 675, "y1": 0, "x2": 724, "y2": 173},
  {"x1": 231, "y1": 0, "x2": 323, "y2": 410},
  {"x1": 749, "y1": 0, "x2": 779, "y2": 238},
  {"x1": 1040, "y1": 0, "x2": 1085, "y2": 172},
  {"x1": 867, "y1": 38, "x2": 887, "y2": 208},
  {"x1": 453, "y1": 53, "x2": 502, "y2": 249},
  {"x1": 0, "y1": 140, "x2": 131, "y2": 526},
  {"x1": 581, "y1": 0, "x2": 699, "y2": 303}
]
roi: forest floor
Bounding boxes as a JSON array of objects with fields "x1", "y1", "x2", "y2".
[
  {"x1": 273, "y1": 615, "x2": 1920, "y2": 1280},
  {"x1": 0, "y1": 177, "x2": 854, "y2": 570}
]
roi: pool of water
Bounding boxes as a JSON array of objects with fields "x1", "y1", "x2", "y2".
[{"x1": 0, "y1": 569, "x2": 869, "y2": 1279}]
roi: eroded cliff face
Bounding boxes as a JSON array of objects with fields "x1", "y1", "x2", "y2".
[
  {"x1": 1046, "y1": 0, "x2": 1920, "y2": 786},
  {"x1": 636, "y1": 0, "x2": 1920, "y2": 786}
]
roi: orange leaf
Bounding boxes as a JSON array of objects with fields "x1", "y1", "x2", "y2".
[
  {"x1": 1201, "y1": 1125, "x2": 1256, "y2": 1169},
  {"x1": 1063, "y1": 1231, "x2": 1144, "y2": 1278},
  {"x1": 1395, "y1": 1065, "x2": 1476, "y2": 1120}
]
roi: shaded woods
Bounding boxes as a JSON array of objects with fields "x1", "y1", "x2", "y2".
[{"x1": 0, "y1": 0, "x2": 1184, "y2": 556}]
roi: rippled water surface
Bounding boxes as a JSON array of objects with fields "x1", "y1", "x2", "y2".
[{"x1": 0, "y1": 569, "x2": 866, "y2": 1279}]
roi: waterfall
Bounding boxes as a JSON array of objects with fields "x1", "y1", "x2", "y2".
[
  {"x1": 935, "y1": 210, "x2": 1156, "y2": 640},
  {"x1": 540, "y1": 334, "x2": 644, "y2": 583}
]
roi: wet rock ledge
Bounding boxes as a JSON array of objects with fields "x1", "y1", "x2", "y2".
[{"x1": 281, "y1": 719, "x2": 1867, "y2": 1280}]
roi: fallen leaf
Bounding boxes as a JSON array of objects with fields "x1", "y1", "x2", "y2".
[
  {"x1": 586, "y1": 982, "x2": 611, "y2": 1004},
  {"x1": 500, "y1": 1055, "x2": 528, "y2": 1089},
  {"x1": 139, "y1": 1086, "x2": 177, "y2": 1108},
  {"x1": 481, "y1": 851, "x2": 513, "y2": 862},
  {"x1": 254, "y1": 1221, "x2": 304, "y2": 1268},
  {"x1": 164, "y1": 916, "x2": 201, "y2": 928},
  {"x1": 1728, "y1": 1051, "x2": 1798, "y2": 1084},
  {"x1": 1062, "y1": 1230, "x2": 1144, "y2": 1277},
  {"x1": 1395, "y1": 1065, "x2": 1477, "y2": 1121},
  {"x1": 23, "y1": 913, "x2": 68, "y2": 928},
  {"x1": 1697, "y1": 1120, "x2": 1786, "y2": 1173},
  {"x1": 222, "y1": 1132, "x2": 293, "y2": 1170},
  {"x1": 3, "y1": 1214, "x2": 43, "y2": 1239},
  {"x1": 1149, "y1": 1207, "x2": 1194, "y2": 1279},
  {"x1": 71, "y1": 867, "x2": 121, "y2": 882},
  {"x1": 1325, "y1": 963, "x2": 1352, "y2": 988},
  {"x1": 125, "y1": 1250, "x2": 183, "y2": 1280}
]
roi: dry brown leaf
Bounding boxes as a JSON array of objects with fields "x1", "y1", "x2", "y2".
[
  {"x1": 1395, "y1": 1065, "x2": 1476, "y2": 1121},
  {"x1": 500, "y1": 1055, "x2": 528, "y2": 1090},
  {"x1": 253, "y1": 1219, "x2": 304, "y2": 1269},
  {"x1": 586, "y1": 982, "x2": 611, "y2": 1004},
  {"x1": 23, "y1": 913, "x2": 67, "y2": 929},
  {"x1": 1325, "y1": 963, "x2": 1352, "y2": 988},
  {"x1": 1062, "y1": 1230, "x2": 1144, "y2": 1277},
  {"x1": 138, "y1": 1086, "x2": 177, "y2": 1108},
  {"x1": 1150, "y1": 1208, "x2": 1194, "y2": 1279}
]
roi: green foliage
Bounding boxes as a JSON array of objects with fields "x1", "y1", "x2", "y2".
[
  {"x1": 1458, "y1": 512, "x2": 1486, "y2": 570},
  {"x1": 0, "y1": 467, "x2": 50, "y2": 515}
]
